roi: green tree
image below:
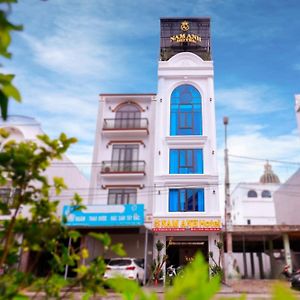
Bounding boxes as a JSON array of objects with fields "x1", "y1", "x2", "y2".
[
  {"x1": 0, "y1": 0, "x2": 22, "y2": 120},
  {"x1": 0, "y1": 133, "x2": 127, "y2": 299}
]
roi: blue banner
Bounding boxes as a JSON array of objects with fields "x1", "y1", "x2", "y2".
[{"x1": 62, "y1": 204, "x2": 144, "y2": 227}]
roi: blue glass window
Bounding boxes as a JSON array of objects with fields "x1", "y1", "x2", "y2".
[
  {"x1": 170, "y1": 84, "x2": 202, "y2": 135},
  {"x1": 169, "y1": 189, "x2": 205, "y2": 212},
  {"x1": 169, "y1": 149, "x2": 203, "y2": 174}
]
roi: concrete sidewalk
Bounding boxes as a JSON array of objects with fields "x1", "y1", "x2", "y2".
[
  {"x1": 144, "y1": 279, "x2": 289, "y2": 294},
  {"x1": 23, "y1": 280, "x2": 300, "y2": 299}
]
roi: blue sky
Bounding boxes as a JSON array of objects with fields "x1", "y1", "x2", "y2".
[{"x1": 5, "y1": 0, "x2": 300, "y2": 184}]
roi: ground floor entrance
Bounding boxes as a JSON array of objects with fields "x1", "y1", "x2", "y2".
[
  {"x1": 166, "y1": 239, "x2": 209, "y2": 268},
  {"x1": 152, "y1": 231, "x2": 221, "y2": 278}
]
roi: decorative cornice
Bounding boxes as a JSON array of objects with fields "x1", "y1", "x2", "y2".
[{"x1": 165, "y1": 135, "x2": 208, "y2": 146}]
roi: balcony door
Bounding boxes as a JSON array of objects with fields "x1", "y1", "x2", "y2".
[
  {"x1": 112, "y1": 144, "x2": 139, "y2": 172},
  {"x1": 115, "y1": 104, "x2": 141, "y2": 129}
]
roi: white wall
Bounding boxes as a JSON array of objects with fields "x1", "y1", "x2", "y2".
[
  {"x1": 272, "y1": 95, "x2": 300, "y2": 225},
  {"x1": 232, "y1": 183, "x2": 279, "y2": 225},
  {"x1": 274, "y1": 168, "x2": 300, "y2": 225}
]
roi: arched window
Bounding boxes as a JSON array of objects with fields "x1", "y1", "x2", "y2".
[
  {"x1": 115, "y1": 103, "x2": 141, "y2": 129},
  {"x1": 261, "y1": 190, "x2": 271, "y2": 198},
  {"x1": 170, "y1": 84, "x2": 202, "y2": 135},
  {"x1": 247, "y1": 190, "x2": 257, "y2": 198}
]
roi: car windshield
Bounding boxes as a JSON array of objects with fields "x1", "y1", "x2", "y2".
[{"x1": 108, "y1": 259, "x2": 132, "y2": 266}]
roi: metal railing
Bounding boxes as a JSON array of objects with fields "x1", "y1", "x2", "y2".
[
  {"x1": 103, "y1": 118, "x2": 148, "y2": 130},
  {"x1": 101, "y1": 161, "x2": 146, "y2": 173}
]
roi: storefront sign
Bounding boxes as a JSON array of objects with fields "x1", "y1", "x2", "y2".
[
  {"x1": 63, "y1": 204, "x2": 144, "y2": 227},
  {"x1": 152, "y1": 218, "x2": 222, "y2": 232}
]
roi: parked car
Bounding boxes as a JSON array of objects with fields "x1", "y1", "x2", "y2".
[{"x1": 104, "y1": 258, "x2": 145, "y2": 285}]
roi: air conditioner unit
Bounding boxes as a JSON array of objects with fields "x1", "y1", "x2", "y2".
[{"x1": 104, "y1": 166, "x2": 110, "y2": 173}]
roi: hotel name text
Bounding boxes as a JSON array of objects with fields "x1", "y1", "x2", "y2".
[
  {"x1": 153, "y1": 218, "x2": 222, "y2": 232},
  {"x1": 170, "y1": 33, "x2": 201, "y2": 44}
]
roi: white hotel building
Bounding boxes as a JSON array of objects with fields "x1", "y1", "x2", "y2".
[
  {"x1": 152, "y1": 18, "x2": 221, "y2": 266},
  {"x1": 68, "y1": 18, "x2": 222, "y2": 274}
]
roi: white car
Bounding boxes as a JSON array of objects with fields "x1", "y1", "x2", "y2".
[{"x1": 104, "y1": 258, "x2": 145, "y2": 285}]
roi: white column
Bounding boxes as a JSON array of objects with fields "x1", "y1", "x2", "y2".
[{"x1": 283, "y1": 233, "x2": 293, "y2": 269}]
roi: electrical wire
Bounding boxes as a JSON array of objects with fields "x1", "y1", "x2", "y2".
[{"x1": 229, "y1": 154, "x2": 300, "y2": 166}]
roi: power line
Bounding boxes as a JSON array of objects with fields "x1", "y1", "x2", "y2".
[
  {"x1": 229, "y1": 154, "x2": 300, "y2": 166},
  {"x1": 51, "y1": 183, "x2": 300, "y2": 200}
]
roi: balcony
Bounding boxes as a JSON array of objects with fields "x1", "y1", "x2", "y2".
[
  {"x1": 102, "y1": 118, "x2": 149, "y2": 137},
  {"x1": 101, "y1": 161, "x2": 146, "y2": 178}
]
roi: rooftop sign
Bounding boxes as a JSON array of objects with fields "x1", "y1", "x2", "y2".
[{"x1": 160, "y1": 18, "x2": 211, "y2": 61}]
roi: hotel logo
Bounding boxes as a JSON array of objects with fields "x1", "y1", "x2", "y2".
[{"x1": 180, "y1": 20, "x2": 190, "y2": 31}]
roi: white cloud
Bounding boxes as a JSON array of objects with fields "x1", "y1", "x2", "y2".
[
  {"x1": 218, "y1": 129, "x2": 300, "y2": 186},
  {"x1": 23, "y1": 32, "x2": 112, "y2": 77},
  {"x1": 20, "y1": 8, "x2": 133, "y2": 79},
  {"x1": 216, "y1": 85, "x2": 284, "y2": 114},
  {"x1": 30, "y1": 92, "x2": 96, "y2": 118}
]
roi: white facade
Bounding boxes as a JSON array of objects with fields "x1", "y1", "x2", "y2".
[
  {"x1": 232, "y1": 182, "x2": 279, "y2": 225},
  {"x1": 0, "y1": 115, "x2": 89, "y2": 218},
  {"x1": 152, "y1": 51, "x2": 222, "y2": 265},
  {"x1": 87, "y1": 94, "x2": 156, "y2": 263},
  {"x1": 89, "y1": 94, "x2": 155, "y2": 216}
]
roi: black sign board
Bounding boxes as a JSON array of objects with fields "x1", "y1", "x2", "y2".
[{"x1": 160, "y1": 18, "x2": 211, "y2": 61}]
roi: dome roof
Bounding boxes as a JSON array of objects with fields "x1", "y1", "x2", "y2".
[{"x1": 259, "y1": 161, "x2": 280, "y2": 184}]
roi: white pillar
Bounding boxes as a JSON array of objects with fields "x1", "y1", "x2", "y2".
[
  {"x1": 226, "y1": 232, "x2": 234, "y2": 279},
  {"x1": 283, "y1": 233, "x2": 292, "y2": 269}
]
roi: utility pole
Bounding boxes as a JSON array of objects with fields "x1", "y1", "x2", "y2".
[{"x1": 223, "y1": 116, "x2": 233, "y2": 279}]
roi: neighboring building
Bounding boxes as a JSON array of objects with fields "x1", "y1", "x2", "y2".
[
  {"x1": 232, "y1": 162, "x2": 280, "y2": 226},
  {"x1": 274, "y1": 169, "x2": 300, "y2": 226},
  {"x1": 86, "y1": 93, "x2": 155, "y2": 263},
  {"x1": 0, "y1": 115, "x2": 90, "y2": 273},
  {"x1": 272, "y1": 94, "x2": 300, "y2": 271},
  {"x1": 0, "y1": 115, "x2": 89, "y2": 218},
  {"x1": 228, "y1": 95, "x2": 300, "y2": 279},
  {"x1": 229, "y1": 163, "x2": 282, "y2": 279}
]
